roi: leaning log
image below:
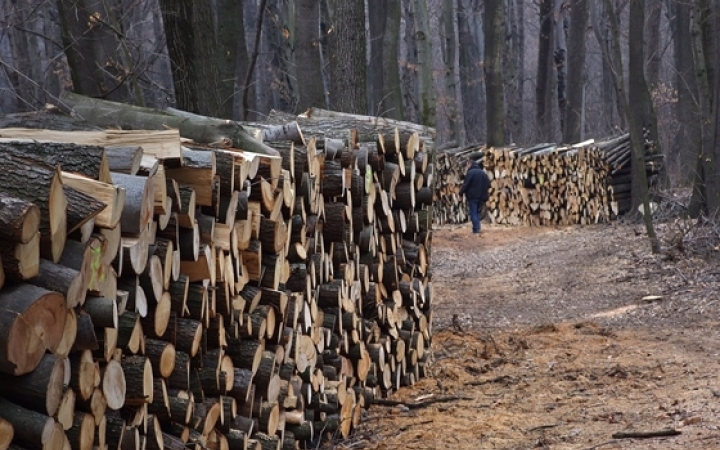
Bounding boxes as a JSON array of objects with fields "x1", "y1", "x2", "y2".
[{"x1": 60, "y1": 91, "x2": 280, "y2": 157}]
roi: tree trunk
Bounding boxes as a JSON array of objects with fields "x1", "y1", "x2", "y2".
[
  {"x1": 444, "y1": 0, "x2": 463, "y2": 143},
  {"x1": 368, "y1": 0, "x2": 388, "y2": 116},
  {"x1": 555, "y1": 0, "x2": 569, "y2": 132},
  {"x1": 457, "y1": 0, "x2": 485, "y2": 143},
  {"x1": 536, "y1": 0, "x2": 556, "y2": 142},
  {"x1": 592, "y1": 0, "x2": 659, "y2": 253},
  {"x1": 484, "y1": 0, "x2": 505, "y2": 147},
  {"x1": 57, "y1": 0, "x2": 132, "y2": 102},
  {"x1": 563, "y1": 0, "x2": 589, "y2": 143},
  {"x1": 383, "y1": 0, "x2": 405, "y2": 120},
  {"x1": 294, "y1": 0, "x2": 326, "y2": 112},
  {"x1": 327, "y1": 0, "x2": 368, "y2": 114},
  {"x1": 215, "y1": 0, "x2": 243, "y2": 120},
  {"x1": 671, "y1": 0, "x2": 701, "y2": 183},
  {"x1": 159, "y1": 0, "x2": 222, "y2": 116},
  {"x1": 414, "y1": 0, "x2": 436, "y2": 126}
]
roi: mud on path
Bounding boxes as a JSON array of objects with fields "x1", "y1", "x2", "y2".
[{"x1": 344, "y1": 223, "x2": 720, "y2": 450}]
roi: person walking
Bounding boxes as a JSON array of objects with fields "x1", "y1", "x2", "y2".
[{"x1": 459, "y1": 158, "x2": 490, "y2": 234}]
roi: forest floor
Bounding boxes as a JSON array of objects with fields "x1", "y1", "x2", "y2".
[{"x1": 341, "y1": 218, "x2": 720, "y2": 450}]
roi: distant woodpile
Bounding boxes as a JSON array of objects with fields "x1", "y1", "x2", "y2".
[{"x1": 433, "y1": 134, "x2": 664, "y2": 226}]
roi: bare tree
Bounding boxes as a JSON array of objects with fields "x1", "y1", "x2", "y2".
[
  {"x1": 591, "y1": 0, "x2": 660, "y2": 252},
  {"x1": 563, "y1": 0, "x2": 589, "y2": 143},
  {"x1": 382, "y1": 0, "x2": 404, "y2": 119},
  {"x1": 294, "y1": 0, "x2": 325, "y2": 113},
  {"x1": 536, "y1": 0, "x2": 557, "y2": 142},
  {"x1": 326, "y1": 0, "x2": 367, "y2": 114},
  {"x1": 415, "y1": 0, "x2": 436, "y2": 126},
  {"x1": 484, "y1": 0, "x2": 505, "y2": 147},
  {"x1": 457, "y1": 0, "x2": 485, "y2": 143},
  {"x1": 159, "y1": 0, "x2": 223, "y2": 115}
]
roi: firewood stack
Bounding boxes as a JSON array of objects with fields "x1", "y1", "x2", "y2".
[
  {"x1": 433, "y1": 134, "x2": 665, "y2": 226},
  {"x1": 594, "y1": 132, "x2": 664, "y2": 218},
  {"x1": 0, "y1": 111, "x2": 435, "y2": 450}
]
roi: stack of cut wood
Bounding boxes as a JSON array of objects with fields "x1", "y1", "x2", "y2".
[
  {"x1": 594, "y1": 133, "x2": 664, "y2": 217},
  {"x1": 433, "y1": 134, "x2": 665, "y2": 226},
  {"x1": 0, "y1": 100, "x2": 435, "y2": 450}
]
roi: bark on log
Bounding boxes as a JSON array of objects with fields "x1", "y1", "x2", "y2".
[
  {"x1": 0, "y1": 353, "x2": 66, "y2": 416},
  {"x1": 111, "y1": 173, "x2": 154, "y2": 235},
  {"x1": 0, "y1": 193, "x2": 40, "y2": 244},
  {"x1": 0, "y1": 397, "x2": 66, "y2": 450},
  {"x1": 0, "y1": 141, "x2": 110, "y2": 182},
  {"x1": 60, "y1": 92, "x2": 280, "y2": 157}
]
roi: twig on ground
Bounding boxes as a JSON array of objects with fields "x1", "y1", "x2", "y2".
[
  {"x1": 611, "y1": 429, "x2": 681, "y2": 439},
  {"x1": 465, "y1": 375, "x2": 516, "y2": 386},
  {"x1": 371, "y1": 395, "x2": 472, "y2": 409},
  {"x1": 526, "y1": 424, "x2": 559, "y2": 432}
]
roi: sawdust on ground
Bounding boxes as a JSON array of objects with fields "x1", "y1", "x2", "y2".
[{"x1": 340, "y1": 222, "x2": 720, "y2": 450}]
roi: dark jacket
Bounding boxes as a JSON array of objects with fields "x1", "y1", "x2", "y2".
[{"x1": 459, "y1": 162, "x2": 490, "y2": 202}]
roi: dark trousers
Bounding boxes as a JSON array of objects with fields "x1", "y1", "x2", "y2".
[{"x1": 468, "y1": 199, "x2": 484, "y2": 233}]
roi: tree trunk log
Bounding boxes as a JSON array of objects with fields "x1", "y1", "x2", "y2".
[{"x1": 60, "y1": 91, "x2": 280, "y2": 156}]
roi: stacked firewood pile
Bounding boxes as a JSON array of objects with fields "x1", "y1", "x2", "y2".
[
  {"x1": 433, "y1": 134, "x2": 665, "y2": 226},
  {"x1": 595, "y1": 133, "x2": 664, "y2": 217},
  {"x1": 0, "y1": 102, "x2": 435, "y2": 450}
]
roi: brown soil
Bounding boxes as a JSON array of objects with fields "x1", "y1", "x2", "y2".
[{"x1": 343, "y1": 222, "x2": 720, "y2": 450}]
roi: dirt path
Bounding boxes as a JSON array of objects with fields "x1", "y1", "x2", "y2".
[{"x1": 344, "y1": 223, "x2": 720, "y2": 450}]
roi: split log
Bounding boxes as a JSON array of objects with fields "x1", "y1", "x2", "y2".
[
  {"x1": 61, "y1": 172, "x2": 125, "y2": 229},
  {"x1": 0, "y1": 231, "x2": 39, "y2": 281},
  {"x1": 0, "y1": 156, "x2": 67, "y2": 262},
  {"x1": 0, "y1": 193, "x2": 40, "y2": 244}
]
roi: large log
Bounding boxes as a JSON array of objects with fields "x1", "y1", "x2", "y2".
[
  {"x1": 0, "y1": 156, "x2": 67, "y2": 262},
  {"x1": 0, "y1": 126, "x2": 183, "y2": 160},
  {"x1": 0, "y1": 284, "x2": 67, "y2": 375},
  {"x1": 0, "y1": 397, "x2": 66, "y2": 450},
  {"x1": 60, "y1": 92, "x2": 280, "y2": 157},
  {"x1": 0, "y1": 141, "x2": 111, "y2": 182},
  {"x1": 0, "y1": 353, "x2": 66, "y2": 416}
]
